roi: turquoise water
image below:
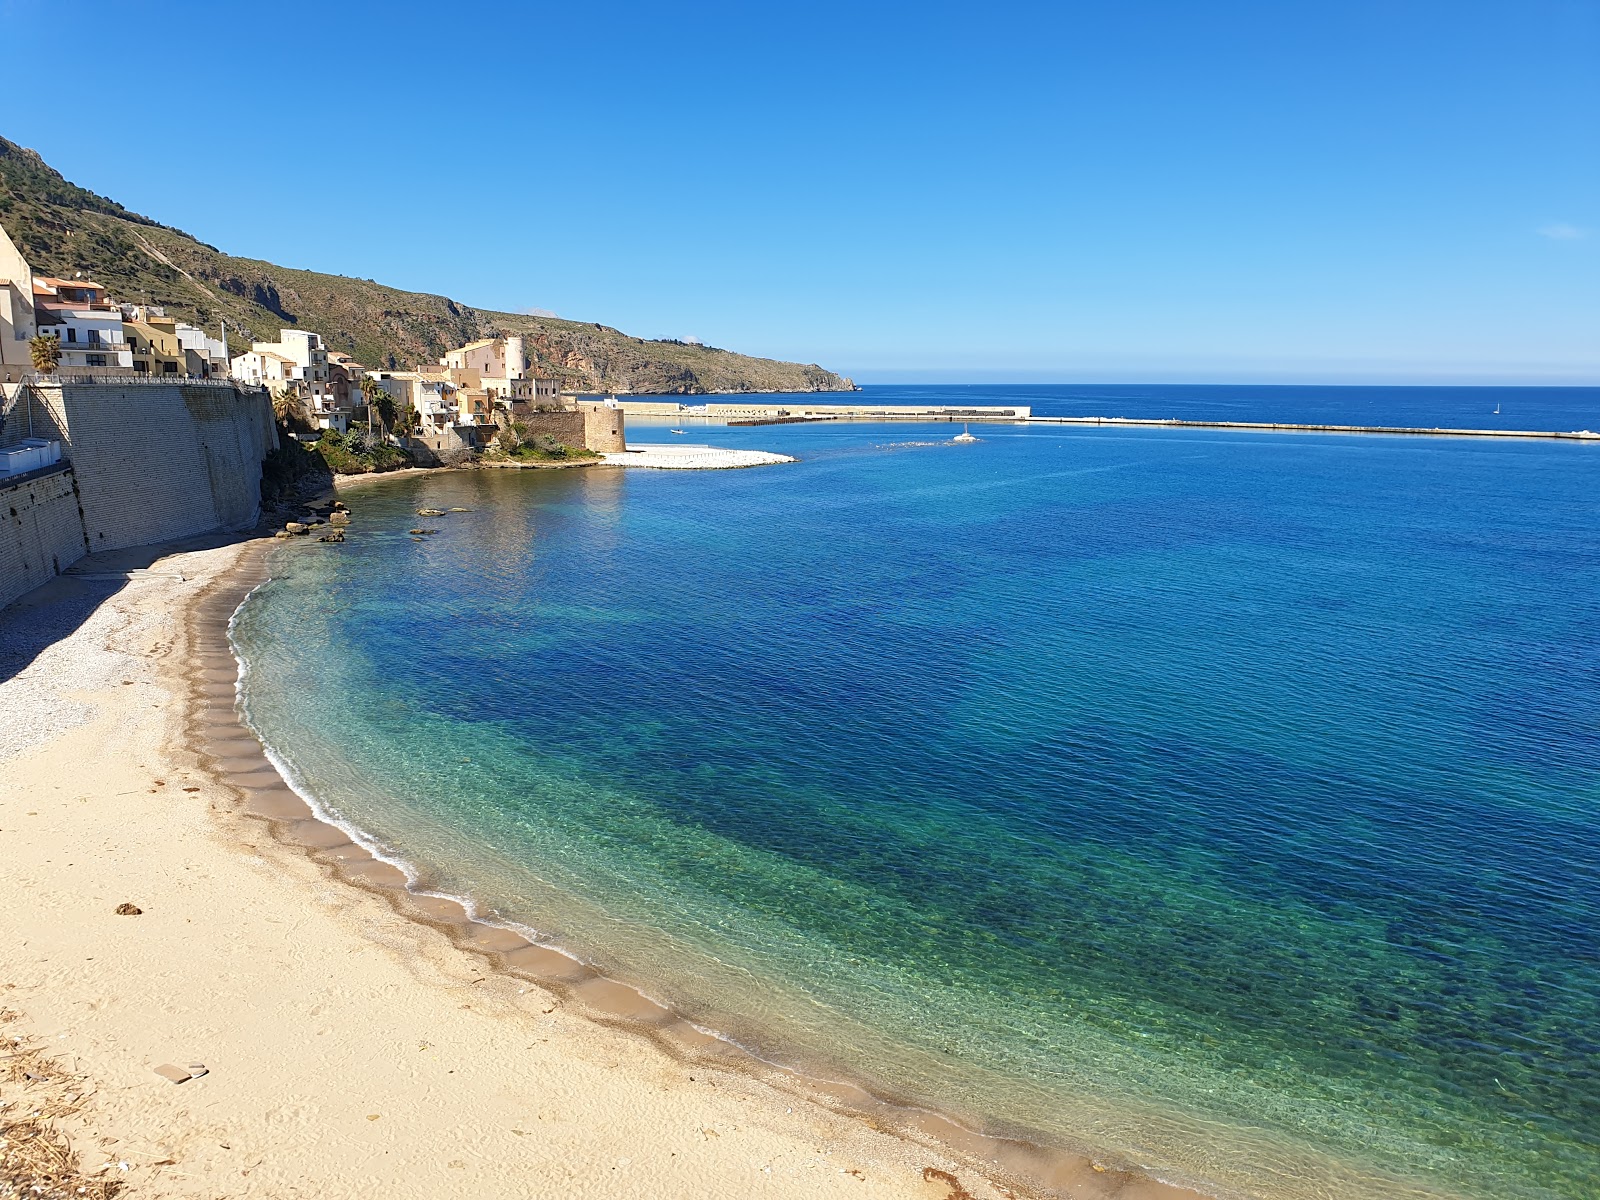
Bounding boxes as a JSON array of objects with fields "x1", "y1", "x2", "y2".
[{"x1": 232, "y1": 414, "x2": 1600, "y2": 1199}]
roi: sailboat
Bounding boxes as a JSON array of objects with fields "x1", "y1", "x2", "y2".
[
  {"x1": 952, "y1": 423, "x2": 979, "y2": 443},
  {"x1": 1493, "y1": 403, "x2": 1501, "y2": 415}
]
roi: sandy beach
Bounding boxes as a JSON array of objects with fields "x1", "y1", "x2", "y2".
[{"x1": 0, "y1": 535, "x2": 1201, "y2": 1200}]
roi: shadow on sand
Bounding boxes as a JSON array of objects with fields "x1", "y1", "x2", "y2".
[{"x1": 0, "y1": 531, "x2": 256, "y2": 689}]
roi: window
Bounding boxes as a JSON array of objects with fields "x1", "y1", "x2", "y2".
[
  {"x1": 87, "y1": 354, "x2": 106, "y2": 367},
  {"x1": 66, "y1": 329, "x2": 77, "y2": 343}
]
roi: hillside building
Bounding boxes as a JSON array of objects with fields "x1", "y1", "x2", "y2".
[
  {"x1": 232, "y1": 328, "x2": 347, "y2": 431},
  {"x1": 426, "y1": 335, "x2": 626, "y2": 455},
  {"x1": 32, "y1": 277, "x2": 132, "y2": 372},
  {"x1": 0, "y1": 222, "x2": 37, "y2": 384}
]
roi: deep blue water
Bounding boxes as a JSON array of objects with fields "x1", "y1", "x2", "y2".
[
  {"x1": 810, "y1": 382, "x2": 1600, "y2": 432},
  {"x1": 233, "y1": 397, "x2": 1600, "y2": 1200}
]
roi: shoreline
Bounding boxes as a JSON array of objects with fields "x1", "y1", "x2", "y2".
[
  {"x1": 0, "y1": 534, "x2": 1209, "y2": 1200},
  {"x1": 209, "y1": 541, "x2": 1211, "y2": 1200}
]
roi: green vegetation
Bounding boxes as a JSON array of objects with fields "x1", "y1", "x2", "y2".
[
  {"x1": 358, "y1": 378, "x2": 399, "y2": 432},
  {"x1": 0, "y1": 136, "x2": 857, "y2": 395},
  {"x1": 259, "y1": 423, "x2": 332, "y2": 505},
  {"x1": 489, "y1": 424, "x2": 600, "y2": 462},
  {"x1": 311, "y1": 428, "x2": 411, "y2": 475},
  {"x1": 28, "y1": 332, "x2": 59, "y2": 373}
]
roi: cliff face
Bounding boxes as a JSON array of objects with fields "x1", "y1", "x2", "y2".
[{"x1": 0, "y1": 138, "x2": 856, "y2": 394}]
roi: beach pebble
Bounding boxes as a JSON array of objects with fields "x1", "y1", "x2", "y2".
[{"x1": 115, "y1": 902, "x2": 142, "y2": 915}]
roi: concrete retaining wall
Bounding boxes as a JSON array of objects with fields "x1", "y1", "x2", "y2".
[
  {"x1": 0, "y1": 466, "x2": 89, "y2": 609},
  {"x1": 19, "y1": 381, "x2": 277, "y2": 553}
]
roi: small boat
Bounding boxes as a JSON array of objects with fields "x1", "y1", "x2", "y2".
[
  {"x1": 669, "y1": 428, "x2": 687, "y2": 435},
  {"x1": 952, "y1": 423, "x2": 979, "y2": 443},
  {"x1": 1493, "y1": 403, "x2": 1501, "y2": 415}
]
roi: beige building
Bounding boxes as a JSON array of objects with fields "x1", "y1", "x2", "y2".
[
  {"x1": 439, "y1": 335, "x2": 566, "y2": 404},
  {"x1": 0, "y1": 221, "x2": 37, "y2": 383},
  {"x1": 125, "y1": 315, "x2": 195, "y2": 377}
]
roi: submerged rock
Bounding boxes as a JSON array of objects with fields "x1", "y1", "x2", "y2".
[{"x1": 417, "y1": 507, "x2": 446, "y2": 517}]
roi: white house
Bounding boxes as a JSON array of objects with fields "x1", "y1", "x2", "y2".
[
  {"x1": 31, "y1": 277, "x2": 132, "y2": 372},
  {"x1": 233, "y1": 328, "x2": 347, "y2": 431},
  {"x1": 175, "y1": 322, "x2": 229, "y2": 377}
]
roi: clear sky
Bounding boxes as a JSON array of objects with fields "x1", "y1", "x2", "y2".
[{"x1": 2, "y1": 0, "x2": 1595, "y2": 383}]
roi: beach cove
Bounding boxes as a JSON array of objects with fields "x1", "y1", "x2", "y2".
[
  {"x1": 3, "y1": 405, "x2": 1596, "y2": 1200},
  {"x1": 0, "y1": 533, "x2": 1200, "y2": 1200},
  {"x1": 227, "y1": 413, "x2": 1596, "y2": 1200}
]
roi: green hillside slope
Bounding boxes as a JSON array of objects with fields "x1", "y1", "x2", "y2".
[{"x1": 0, "y1": 137, "x2": 854, "y2": 394}]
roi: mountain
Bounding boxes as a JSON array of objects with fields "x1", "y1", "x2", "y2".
[{"x1": 0, "y1": 137, "x2": 855, "y2": 394}]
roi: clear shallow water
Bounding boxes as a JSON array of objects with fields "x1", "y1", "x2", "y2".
[{"x1": 233, "y1": 408, "x2": 1600, "y2": 1200}]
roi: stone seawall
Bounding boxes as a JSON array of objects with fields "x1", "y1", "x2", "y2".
[
  {"x1": 17, "y1": 381, "x2": 278, "y2": 554},
  {"x1": 0, "y1": 466, "x2": 90, "y2": 609},
  {"x1": 579, "y1": 402, "x2": 627, "y2": 453},
  {"x1": 513, "y1": 409, "x2": 588, "y2": 449}
]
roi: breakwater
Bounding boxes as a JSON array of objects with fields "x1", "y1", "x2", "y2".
[{"x1": 1027, "y1": 415, "x2": 1600, "y2": 439}]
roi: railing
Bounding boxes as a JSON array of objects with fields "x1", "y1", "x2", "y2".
[{"x1": 20, "y1": 371, "x2": 265, "y2": 391}]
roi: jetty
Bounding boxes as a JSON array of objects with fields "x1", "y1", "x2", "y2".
[{"x1": 1024, "y1": 416, "x2": 1600, "y2": 441}]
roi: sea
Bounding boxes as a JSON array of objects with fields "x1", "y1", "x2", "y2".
[{"x1": 230, "y1": 384, "x2": 1600, "y2": 1200}]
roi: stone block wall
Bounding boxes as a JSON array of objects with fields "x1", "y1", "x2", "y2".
[
  {"x1": 512, "y1": 409, "x2": 588, "y2": 449},
  {"x1": 579, "y1": 402, "x2": 627, "y2": 453},
  {"x1": 0, "y1": 467, "x2": 89, "y2": 609}
]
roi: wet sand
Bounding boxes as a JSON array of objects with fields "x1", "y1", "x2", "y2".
[{"x1": 0, "y1": 534, "x2": 1207, "y2": 1200}]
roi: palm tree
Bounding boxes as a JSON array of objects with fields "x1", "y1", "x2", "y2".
[
  {"x1": 29, "y1": 333, "x2": 61, "y2": 375},
  {"x1": 358, "y1": 377, "x2": 393, "y2": 431},
  {"x1": 359, "y1": 377, "x2": 397, "y2": 435}
]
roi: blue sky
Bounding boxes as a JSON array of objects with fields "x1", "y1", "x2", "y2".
[{"x1": 2, "y1": 0, "x2": 1595, "y2": 383}]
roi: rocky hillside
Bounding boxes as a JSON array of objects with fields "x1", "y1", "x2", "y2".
[{"x1": 0, "y1": 137, "x2": 855, "y2": 394}]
